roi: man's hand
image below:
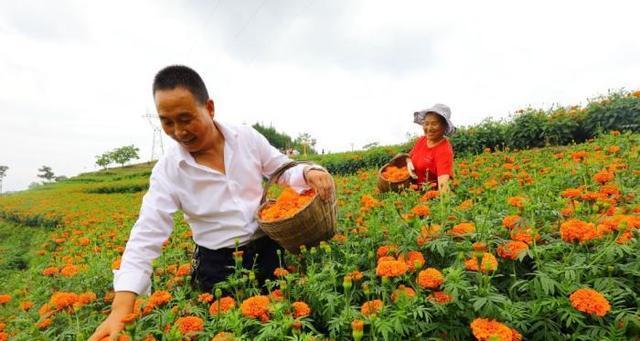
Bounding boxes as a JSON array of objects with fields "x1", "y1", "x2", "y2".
[
  {"x1": 304, "y1": 167, "x2": 334, "y2": 201},
  {"x1": 89, "y1": 292, "x2": 136, "y2": 341}
]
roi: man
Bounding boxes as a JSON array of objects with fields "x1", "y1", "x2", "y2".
[{"x1": 90, "y1": 65, "x2": 334, "y2": 340}]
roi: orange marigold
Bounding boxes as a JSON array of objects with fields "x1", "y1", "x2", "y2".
[
  {"x1": 417, "y1": 268, "x2": 444, "y2": 289},
  {"x1": 241, "y1": 295, "x2": 270, "y2": 322},
  {"x1": 197, "y1": 293, "x2": 213, "y2": 304},
  {"x1": 361, "y1": 299, "x2": 383, "y2": 316},
  {"x1": 175, "y1": 316, "x2": 204, "y2": 335},
  {"x1": 273, "y1": 267, "x2": 289, "y2": 278},
  {"x1": 259, "y1": 187, "x2": 315, "y2": 222},
  {"x1": 497, "y1": 240, "x2": 529, "y2": 260},
  {"x1": 376, "y1": 260, "x2": 409, "y2": 277},
  {"x1": 212, "y1": 332, "x2": 236, "y2": 341},
  {"x1": 50, "y1": 292, "x2": 79, "y2": 310},
  {"x1": 0, "y1": 295, "x2": 11, "y2": 305},
  {"x1": 593, "y1": 169, "x2": 614, "y2": 184},
  {"x1": 507, "y1": 196, "x2": 526, "y2": 208},
  {"x1": 449, "y1": 222, "x2": 475, "y2": 236},
  {"x1": 209, "y1": 296, "x2": 236, "y2": 315},
  {"x1": 60, "y1": 264, "x2": 79, "y2": 277},
  {"x1": 510, "y1": 226, "x2": 540, "y2": 245},
  {"x1": 36, "y1": 318, "x2": 53, "y2": 329},
  {"x1": 411, "y1": 205, "x2": 430, "y2": 218},
  {"x1": 381, "y1": 165, "x2": 409, "y2": 181},
  {"x1": 470, "y1": 318, "x2": 521, "y2": 341},
  {"x1": 391, "y1": 285, "x2": 416, "y2": 302},
  {"x1": 376, "y1": 245, "x2": 398, "y2": 258},
  {"x1": 42, "y1": 267, "x2": 59, "y2": 276},
  {"x1": 502, "y1": 215, "x2": 521, "y2": 229},
  {"x1": 419, "y1": 190, "x2": 440, "y2": 202},
  {"x1": 465, "y1": 253, "x2": 498, "y2": 272},
  {"x1": 428, "y1": 291, "x2": 453, "y2": 304},
  {"x1": 561, "y1": 188, "x2": 582, "y2": 199},
  {"x1": 291, "y1": 301, "x2": 311, "y2": 318},
  {"x1": 560, "y1": 219, "x2": 597, "y2": 243},
  {"x1": 399, "y1": 251, "x2": 425, "y2": 271},
  {"x1": 570, "y1": 288, "x2": 611, "y2": 317}
]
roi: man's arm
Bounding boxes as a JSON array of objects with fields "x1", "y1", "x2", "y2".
[{"x1": 90, "y1": 166, "x2": 178, "y2": 340}]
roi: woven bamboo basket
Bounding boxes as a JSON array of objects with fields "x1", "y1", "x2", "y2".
[
  {"x1": 256, "y1": 161, "x2": 337, "y2": 254},
  {"x1": 377, "y1": 153, "x2": 412, "y2": 193}
]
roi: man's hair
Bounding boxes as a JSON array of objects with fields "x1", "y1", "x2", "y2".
[{"x1": 152, "y1": 65, "x2": 210, "y2": 105}]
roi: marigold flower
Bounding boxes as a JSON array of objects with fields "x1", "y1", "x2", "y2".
[
  {"x1": 419, "y1": 190, "x2": 440, "y2": 201},
  {"x1": 0, "y1": 295, "x2": 11, "y2": 305},
  {"x1": 428, "y1": 291, "x2": 453, "y2": 304},
  {"x1": 376, "y1": 245, "x2": 398, "y2": 258},
  {"x1": 411, "y1": 205, "x2": 430, "y2": 218},
  {"x1": 449, "y1": 222, "x2": 475, "y2": 236},
  {"x1": 510, "y1": 226, "x2": 540, "y2": 245},
  {"x1": 381, "y1": 165, "x2": 409, "y2": 181},
  {"x1": 175, "y1": 316, "x2": 204, "y2": 334},
  {"x1": 20, "y1": 300, "x2": 34, "y2": 311},
  {"x1": 36, "y1": 318, "x2": 53, "y2": 329},
  {"x1": 398, "y1": 251, "x2": 425, "y2": 271},
  {"x1": 121, "y1": 312, "x2": 139, "y2": 324},
  {"x1": 212, "y1": 332, "x2": 236, "y2": 341},
  {"x1": 465, "y1": 253, "x2": 498, "y2": 272},
  {"x1": 417, "y1": 268, "x2": 444, "y2": 289},
  {"x1": 209, "y1": 296, "x2": 235, "y2": 315},
  {"x1": 197, "y1": 293, "x2": 213, "y2": 304},
  {"x1": 291, "y1": 301, "x2": 311, "y2": 318},
  {"x1": 472, "y1": 242, "x2": 487, "y2": 252},
  {"x1": 273, "y1": 267, "x2": 289, "y2": 278},
  {"x1": 593, "y1": 169, "x2": 614, "y2": 184},
  {"x1": 391, "y1": 285, "x2": 416, "y2": 302},
  {"x1": 351, "y1": 319, "x2": 364, "y2": 332},
  {"x1": 570, "y1": 288, "x2": 611, "y2": 317},
  {"x1": 470, "y1": 318, "x2": 521, "y2": 341},
  {"x1": 376, "y1": 260, "x2": 409, "y2": 277},
  {"x1": 241, "y1": 295, "x2": 270, "y2": 322},
  {"x1": 42, "y1": 267, "x2": 59, "y2": 276},
  {"x1": 507, "y1": 196, "x2": 526, "y2": 208},
  {"x1": 361, "y1": 299, "x2": 383, "y2": 316},
  {"x1": 60, "y1": 264, "x2": 79, "y2": 277},
  {"x1": 50, "y1": 292, "x2": 79, "y2": 310},
  {"x1": 143, "y1": 290, "x2": 172, "y2": 314},
  {"x1": 270, "y1": 289, "x2": 284, "y2": 301},
  {"x1": 176, "y1": 263, "x2": 191, "y2": 277},
  {"x1": 560, "y1": 219, "x2": 597, "y2": 243},
  {"x1": 497, "y1": 240, "x2": 529, "y2": 260},
  {"x1": 561, "y1": 188, "x2": 582, "y2": 199},
  {"x1": 259, "y1": 187, "x2": 315, "y2": 221}
]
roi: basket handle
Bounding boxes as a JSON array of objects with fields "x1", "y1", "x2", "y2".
[{"x1": 260, "y1": 160, "x2": 315, "y2": 204}]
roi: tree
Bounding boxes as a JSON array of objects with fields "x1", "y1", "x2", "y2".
[
  {"x1": 95, "y1": 152, "x2": 113, "y2": 170},
  {"x1": 252, "y1": 123, "x2": 294, "y2": 151},
  {"x1": 37, "y1": 165, "x2": 55, "y2": 182},
  {"x1": 110, "y1": 145, "x2": 140, "y2": 167},
  {"x1": 294, "y1": 133, "x2": 318, "y2": 156},
  {"x1": 0, "y1": 165, "x2": 8, "y2": 194}
]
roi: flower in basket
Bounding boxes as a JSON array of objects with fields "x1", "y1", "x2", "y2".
[
  {"x1": 259, "y1": 187, "x2": 315, "y2": 222},
  {"x1": 381, "y1": 165, "x2": 409, "y2": 181}
]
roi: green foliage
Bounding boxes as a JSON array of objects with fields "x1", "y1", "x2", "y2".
[
  {"x1": 95, "y1": 145, "x2": 140, "y2": 169},
  {"x1": 37, "y1": 165, "x2": 55, "y2": 182},
  {"x1": 253, "y1": 122, "x2": 295, "y2": 151}
]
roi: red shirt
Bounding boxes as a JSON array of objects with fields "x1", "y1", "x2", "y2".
[{"x1": 409, "y1": 136, "x2": 454, "y2": 187}]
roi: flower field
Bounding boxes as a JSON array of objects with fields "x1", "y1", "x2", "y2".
[{"x1": 0, "y1": 132, "x2": 639, "y2": 340}]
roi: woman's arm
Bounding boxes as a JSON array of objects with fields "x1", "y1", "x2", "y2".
[{"x1": 437, "y1": 174, "x2": 450, "y2": 193}]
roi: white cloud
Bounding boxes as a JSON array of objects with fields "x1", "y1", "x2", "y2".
[{"x1": 1, "y1": 0, "x2": 638, "y2": 191}]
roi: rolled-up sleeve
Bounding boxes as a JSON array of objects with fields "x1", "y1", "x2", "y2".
[
  {"x1": 113, "y1": 163, "x2": 179, "y2": 295},
  {"x1": 251, "y1": 128, "x2": 310, "y2": 191}
]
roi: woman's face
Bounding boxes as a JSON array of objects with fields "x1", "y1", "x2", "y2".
[{"x1": 422, "y1": 112, "x2": 446, "y2": 140}]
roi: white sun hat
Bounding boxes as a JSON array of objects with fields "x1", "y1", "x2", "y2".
[{"x1": 413, "y1": 103, "x2": 455, "y2": 135}]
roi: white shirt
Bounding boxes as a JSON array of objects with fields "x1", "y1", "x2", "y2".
[{"x1": 114, "y1": 120, "x2": 309, "y2": 295}]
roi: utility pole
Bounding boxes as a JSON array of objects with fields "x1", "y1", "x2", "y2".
[{"x1": 142, "y1": 111, "x2": 164, "y2": 162}]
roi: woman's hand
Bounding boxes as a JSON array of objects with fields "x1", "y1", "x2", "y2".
[
  {"x1": 304, "y1": 167, "x2": 335, "y2": 201},
  {"x1": 406, "y1": 158, "x2": 418, "y2": 179}
]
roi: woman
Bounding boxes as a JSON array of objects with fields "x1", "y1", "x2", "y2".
[{"x1": 407, "y1": 103, "x2": 455, "y2": 193}]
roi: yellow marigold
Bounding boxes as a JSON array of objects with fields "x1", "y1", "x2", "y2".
[
  {"x1": 465, "y1": 253, "x2": 498, "y2": 272},
  {"x1": 411, "y1": 205, "x2": 430, "y2": 218},
  {"x1": 175, "y1": 316, "x2": 204, "y2": 335},
  {"x1": 241, "y1": 295, "x2": 270, "y2": 322},
  {"x1": 497, "y1": 241, "x2": 529, "y2": 260},
  {"x1": 291, "y1": 301, "x2": 311, "y2": 318},
  {"x1": 376, "y1": 260, "x2": 409, "y2": 277},
  {"x1": 391, "y1": 285, "x2": 416, "y2": 302},
  {"x1": 209, "y1": 296, "x2": 236, "y2": 315},
  {"x1": 449, "y1": 222, "x2": 475, "y2": 236},
  {"x1": 361, "y1": 299, "x2": 383, "y2": 316},
  {"x1": 470, "y1": 318, "x2": 521, "y2": 341},
  {"x1": 570, "y1": 288, "x2": 611, "y2": 317},
  {"x1": 560, "y1": 219, "x2": 597, "y2": 243},
  {"x1": 417, "y1": 268, "x2": 444, "y2": 289}
]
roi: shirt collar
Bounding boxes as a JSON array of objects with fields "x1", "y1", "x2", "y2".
[{"x1": 175, "y1": 119, "x2": 238, "y2": 165}]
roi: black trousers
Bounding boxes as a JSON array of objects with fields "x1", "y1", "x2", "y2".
[{"x1": 191, "y1": 235, "x2": 284, "y2": 293}]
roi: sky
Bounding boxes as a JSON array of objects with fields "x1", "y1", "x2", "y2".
[{"x1": 1, "y1": 0, "x2": 639, "y2": 192}]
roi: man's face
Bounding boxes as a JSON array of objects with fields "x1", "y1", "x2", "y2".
[{"x1": 155, "y1": 87, "x2": 215, "y2": 153}]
